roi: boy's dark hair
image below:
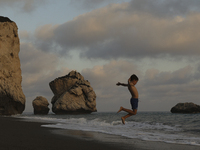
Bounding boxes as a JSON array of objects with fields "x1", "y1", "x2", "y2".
[{"x1": 130, "y1": 74, "x2": 139, "y2": 81}]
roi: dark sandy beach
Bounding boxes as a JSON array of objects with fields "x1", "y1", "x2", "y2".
[
  {"x1": 0, "y1": 116, "x2": 199, "y2": 150},
  {"x1": 0, "y1": 116, "x2": 129, "y2": 150}
]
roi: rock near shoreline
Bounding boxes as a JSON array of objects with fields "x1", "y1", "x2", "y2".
[
  {"x1": 32, "y1": 96, "x2": 50, "y2": 115},
  {"x1": 171, "y1": 102, "x2": 200, "y2": 114},
  {"x1": 49, "y1": 71, "x2": 97, "y2": 114},
  {"x1": 0, "y1": 16, "x2": 25, "y2": 115}
]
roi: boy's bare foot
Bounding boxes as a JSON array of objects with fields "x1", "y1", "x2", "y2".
[
  {"x1": 117, "y1": 106, "x2": 123, "y2": 113},
  {"x1": 121, "y1": 117, "x2": 125, "y2": 124}
]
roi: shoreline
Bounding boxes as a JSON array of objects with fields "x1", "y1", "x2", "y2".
[
  {"x1": 0, "y1": 116, "x2": 125, "y2": 150},
  {"x1": 52, "y1": 129, "x2": 200, "y2": 150},
  {"x1": 1, "y1": 116, "x2": 200, "y2": 150}
]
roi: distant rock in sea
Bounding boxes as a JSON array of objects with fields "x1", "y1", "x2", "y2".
[
  {"x1": 32, "y1": 96, "x2": 50, "y2": 115},
  {"x1": 171, "y1": 102, "x2": 200, "y2": 114},
  {"x1": 49, "y1": 71, "x2": 97, "y2": 114},
  {"x1": 0, "y1": 16, "x2": 25, "y2": 115}
]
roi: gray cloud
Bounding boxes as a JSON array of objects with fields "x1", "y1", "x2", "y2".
[
  {"x1": 33, "y1": 0, "x2": 200, "y2": 60},
  {"x1": 20, "y1": 43, "x2": 58, "y2": 74},
  {"x1": 0, "y1": 0, "x2": 46, "y2": 12},
  {"x1": 69, "y1": 0, "x2": 119, "y2": 10},
  {"x1": 144, "y1": 66, "x2": 194, "y2": 86},
  {"x1": 129, "y1": 0, "x2": 200, "y2": 18},
  {"x1": 139, "y1": 65, "x2": 200, "y2": 110}
]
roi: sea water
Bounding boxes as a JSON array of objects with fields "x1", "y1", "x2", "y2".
[{"x1": 14, "y1": 112, "x2": 200, "y2": 146}]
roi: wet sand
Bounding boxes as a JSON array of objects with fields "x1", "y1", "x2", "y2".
[{"x1": 0, "y1": 116, "x2": 129, "y2": 150}]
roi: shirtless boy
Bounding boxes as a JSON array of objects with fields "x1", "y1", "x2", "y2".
[{"x1": 116, "y1": 74, "x2": 139, "y2": 124}]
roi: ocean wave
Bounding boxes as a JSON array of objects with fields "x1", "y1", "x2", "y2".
[{"x1": 14, "y1": 112, "x2": 200, "y2": 146}]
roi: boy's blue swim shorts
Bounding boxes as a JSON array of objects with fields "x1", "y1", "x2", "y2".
[{"x1": 130, "y1": 98, "x2": 138, "y2": 110}]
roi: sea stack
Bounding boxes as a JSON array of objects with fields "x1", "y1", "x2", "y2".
[
  {"x1": 32, "y1": 96, "x2": 50, "y2": 115},
  {"x1": 0, "y1": 16, "x2": 25, "y2": 115},
  {"x1": 171, "y1": 102, "x2": 200, "y2": 114},
  {"x1": 49, "y1": 71, "x2": 97, "y2": 114}
]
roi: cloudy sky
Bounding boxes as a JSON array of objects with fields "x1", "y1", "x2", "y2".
[{"x1": 1, "y1": 0, "x2": 200, "y2": 112}]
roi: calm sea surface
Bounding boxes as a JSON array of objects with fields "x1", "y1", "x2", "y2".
[{"x1": 14, "y1": 111, "x2": 200, "y2": 146}]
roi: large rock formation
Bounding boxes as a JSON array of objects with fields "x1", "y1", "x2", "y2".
[
  {"x1": 0, "y1": 16, "x2": 25, "y2": 115},
  {"x1": 32, "y1": 96, "x2": 50, "y2": 115},
  {"x1": 171, "y1": 102, "x2": 200, "y2": 114},
  {"x1": 49, "y1": 71, "x2": 97, "y2": 114}
]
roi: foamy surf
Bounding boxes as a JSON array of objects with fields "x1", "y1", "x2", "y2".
[{"x1": 15, "y1": 112, "x2": 200, "y2": 146}]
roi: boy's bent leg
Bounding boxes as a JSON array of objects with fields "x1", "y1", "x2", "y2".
[
  {"x1": 121, "y1": 109, "x2": 137, "y2": 125},
  {"x1": 121, "y1": 107, "x2": 137, "y2": 115},
  {"x1": 117, "y1": 107, "x2": 137, "y2": 115},
  {"x1": 117, "y1": 106, "x2": 123, "y2": 113}
]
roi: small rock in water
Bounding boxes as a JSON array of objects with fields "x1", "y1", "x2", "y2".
[
  {"x1": 32, "y1": 96, "x2": 50, "y2": 115},
  {"x1": 171, "y1": 102, "x2": 200, "y2": 113}
]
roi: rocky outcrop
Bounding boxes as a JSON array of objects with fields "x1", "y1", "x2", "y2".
[
  {"x1": 49, "y1": 71, "x2": 97, "y2": 114},
  {"x1": 171, "y1": 102, "x2": 200, "y2": 114},
  {"x1": 32, "y1": 96, "x2": 50, "y2": 115},
  {"x1": 0, "y1": 16, "x2": 25, "y2": 115}
]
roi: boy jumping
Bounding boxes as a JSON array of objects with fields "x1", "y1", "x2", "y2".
[{"x1": 116, "y1": 74, "x2": 139, "y2": 124}]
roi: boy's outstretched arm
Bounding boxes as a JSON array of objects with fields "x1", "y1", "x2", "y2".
[{"x1": 116, "y1": 82, "x2": 128, "y2": 86}]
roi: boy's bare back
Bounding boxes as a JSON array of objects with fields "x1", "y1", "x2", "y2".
[{"x1": 128, "y1": 79, "x2": 138, "y2": 98}]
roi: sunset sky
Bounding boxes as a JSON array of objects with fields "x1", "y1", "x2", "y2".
[{"x1": 1, "y1": 0, "x2": 200, "y2": 112}]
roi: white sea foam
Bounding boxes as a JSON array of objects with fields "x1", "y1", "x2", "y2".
[{"x1": 15, "y1": 112, "x2": 200, "y2": 146}]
